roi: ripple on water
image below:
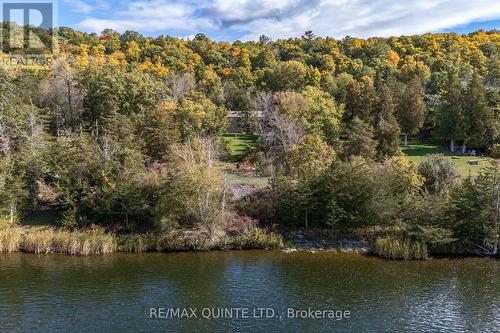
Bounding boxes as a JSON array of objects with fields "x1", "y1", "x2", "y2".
[{"x1": 0, "y1": 252, "x2": 498, "y2": 333}]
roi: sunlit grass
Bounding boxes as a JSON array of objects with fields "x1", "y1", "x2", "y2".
[
  {"x1": 222, "y1": 228, "x2": 284, "y2": 250},
  {"x1": 401, "y1": 141, "x2": 488, "y2": 177},
  {"x1": 222, "y1": 133, "x2": 258, "y2": 163},
  {"x1": 21, "y1": 227, "x2": 116, "y2": 255},
  {"x1": 0, "y1": 227, "x2": 21, "y2": 253},
  {"x1": 375, "y1": 236, "x2": 428, "y2": 260}
]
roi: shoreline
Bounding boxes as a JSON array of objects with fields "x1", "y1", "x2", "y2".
[
  {"x1": 1, "y1": 225, "x2": 497, "y2": 259},
  {"x1": 2, "y1": 247, "x2": 497, "y2": 261}
]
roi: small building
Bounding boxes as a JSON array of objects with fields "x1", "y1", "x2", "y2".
[{"x1": 227, "y1": 111, "x2": 263, "y2": 133}]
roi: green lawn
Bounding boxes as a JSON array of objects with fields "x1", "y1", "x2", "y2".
[
  {"x1": 222, "y1": 133, "x2": 258, "y2": 163},
  {"x1": 221, "y1": 134, "x2": 487, "y2": 178},
  {"x1": 401, "y1": 141, "x2": 488, "y2": 177}
]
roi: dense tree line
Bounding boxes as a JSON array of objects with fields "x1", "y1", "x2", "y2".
[{"x1": 0, "y1": 26, "x2": 498, "y2": 253}]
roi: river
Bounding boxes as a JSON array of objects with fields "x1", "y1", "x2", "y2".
[{"x1": 0, "y1": 251, "x2": 498, "y2": 332}]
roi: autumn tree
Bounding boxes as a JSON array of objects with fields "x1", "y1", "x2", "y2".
[
  {"x1": 266, "y1": 61, "x2": 308, "y2": 91},
  {"x1": 161, "y1": 138, "x2": 226, "y2": 238},
  {"x1": 286, "y1": 135, "x2": 335, "y2": 178},
  {"x1": 343, "y1": 76, "x2": 377, "y2": 124}
]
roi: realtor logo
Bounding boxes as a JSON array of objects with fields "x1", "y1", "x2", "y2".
[{"x1": 0, "y1": 1, "x2": 56, "y2": 53}]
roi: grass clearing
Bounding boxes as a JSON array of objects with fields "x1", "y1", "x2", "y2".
[
  {"x1": 221, "y1": 135, "x2": 487, "y2": 178},
  {"x1": 221, "y1": 133, "x2": 268, "y2": 190},
  {"x1": 401, "y1": 141, "x2": 488, "y2": 177},
  {"x1": 222, "y1": 133, "x2": 258, "y2": 163}
]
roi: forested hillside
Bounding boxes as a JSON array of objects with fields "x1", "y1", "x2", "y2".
[{"x1": 0, "y1": 26, "x2": 498, "y2": 257}]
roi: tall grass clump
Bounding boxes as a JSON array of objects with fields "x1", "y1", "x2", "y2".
[
  {"x1": 375, "y1": 237, "x2": 428, "y2": 260},
  {"x1": 22, "y1": 229, "x2": 54, "y2": 254},
  {"x1": 52, "y1": 227, "x2": 116, "y2": 255},
  {"x1": 224, "y1": 228, "x2": 284, "y2": 250},
  {"x1": 0, "y1": 227, "x2": 21, "y2": 253},
  {"x1": 21, "y1": 227, "x2": 116, "y2": 255},
  {"x1": 117, "y1": 234, "x2": 155, "y2": 253}
]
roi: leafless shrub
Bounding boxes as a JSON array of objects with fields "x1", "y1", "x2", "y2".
[{"x1": 38, "y1": 58, "x2": 84, "y2": 132}]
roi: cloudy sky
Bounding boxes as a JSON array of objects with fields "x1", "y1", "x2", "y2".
[{"x1": 55, "y1": 0, "x2": 500, "y2": 40}]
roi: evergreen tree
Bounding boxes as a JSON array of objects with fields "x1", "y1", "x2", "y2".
[
  {"x1": 449, "y1": 162, "x2": 499, "y2": 254},
  {"x1": 0, "y1": 68, "x2": 15, "y2": 111},
  {"x1": 397, "y1": 77, "x2": 426, "y2": 146},
  {"x1": 0, "y1": 118, "x2": 28, "y2": 224},
  {"x1": 343, "y1": 117, "x2": 377, "y2": 160},
  {"x1": 375, "y1": 85, "x2": 400, "y2": 159},
  {"x1": 463, "y1": 72, "x2": 498, "y2": 149},
  {"x1": 438, "y1": 72, "x2": 465, "y2": 152}
]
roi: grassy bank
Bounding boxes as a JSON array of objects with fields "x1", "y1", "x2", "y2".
[
  {"x1": 0, "y1": 226, "x2": 283, "y2": 256},
  {"x1": 118, "y1": 227, "x2": 283, "y2": 253},
  {"x1": 1, "y1": 223, "x2": 492, "y2": 260},
  {"x1": 0, "y1": 226, "x2": 117, "y2": 255}
]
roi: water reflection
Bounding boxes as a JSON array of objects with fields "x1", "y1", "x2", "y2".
[{"x1": 0, "y1": 252, "x2": 498, "y2": 332}]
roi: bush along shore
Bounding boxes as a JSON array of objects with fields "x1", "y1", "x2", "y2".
[
  {"x1": 0, "y1": 226, "x2": 283, "y2": 256},
  {"x1": 280, "y1": 227, "x2": 499, "y2": 260}
]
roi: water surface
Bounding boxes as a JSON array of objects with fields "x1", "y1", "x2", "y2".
[{"x1": 0, "y1": 251, "x2": 498, "y2": 332}]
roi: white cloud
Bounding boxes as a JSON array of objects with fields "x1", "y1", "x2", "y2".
[
  {"x1": 64, "y1": 0, "x2": 93, "y2": 14},
  {"x1": 71, "y1": 0, "x2": 500, "y2": 39},
  {"x1": 77, "y1": 0, "x2": 215, "y2": 33}
]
